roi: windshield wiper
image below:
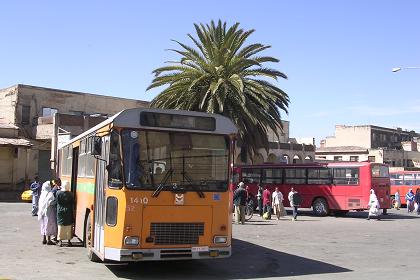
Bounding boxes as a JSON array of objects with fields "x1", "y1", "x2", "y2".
[
  {"x1": 181, "y1": 171, "x2": 205, "y2": 198},
  {"x1": 152, "y1": 168, "x2": 174, "y2": 198}
]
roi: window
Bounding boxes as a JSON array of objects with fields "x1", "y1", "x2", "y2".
[
  {"x1": 242, "y1": 168, "x2": 261, "y2": 184},
  {"x1": 262, "y1": 168, "x2": 283, "y2": 184},
  {"x1": 78, "y1": 139, "x2": 87, "y2": 177},
  {"x1": 334, "y1": 156, "x2": 342, "y2": 161},
  {"x1": 21, "y1": 105, "x2": 30, "y2": 125},
  {"x1": 284, "y1": 168, "x2": 306, "y2": 184},
  {"x1": 85, "y1": 137, "x2": 95, "y2": 178},
  {"x1": 390, "y1": 174, "x2": 404, "y2": 186},
  {"x1": 42, "y1": 107, "x2": 58, "y2": 117},
  {"x1": 371, "y1": 165, "x2": 389, "y2": 178},
  {"x1": 307, "y1": 168, "x2": 331, "y2": 184},
  {"x1": 106, "y1": 196, "x2": 118, "y2": 226},
  {"x1": 108, "y1": 131, "x2": 123, "y2": 188},
  {"x1": 121, "y1": 130, "x2": 229, "y2": 191},
  {"x1": 350, "y1": 156, "x2": 359, "y2": 162},
  {"x1": 368, "y1": 156, "x2": 375, "y2": 162},
  {"x1": 333, "y1": 168, "x2": 359, "y2": 185}
]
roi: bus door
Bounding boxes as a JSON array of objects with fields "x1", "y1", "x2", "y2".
[
  {"x1": 331, "y1": 167, "x2": 360, "y2": 210},
  {"x1": 93, "y1": 135, "x2": 109, "y2": 257}
]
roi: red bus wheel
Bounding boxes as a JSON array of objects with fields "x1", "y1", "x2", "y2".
[{"x1": 312, "y1": 198, "x2": 329, "y2": 216}]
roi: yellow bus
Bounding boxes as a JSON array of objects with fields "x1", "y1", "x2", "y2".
[{"x1": 58, "y1": 108, "x2": 238, "y2": 261}]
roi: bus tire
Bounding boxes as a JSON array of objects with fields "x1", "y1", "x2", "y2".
[
  {"x1": 85, "y1": 214, "x2": 101, "y2": 262},
  {"x1": 312, "y1": 198, "x2": 329, "y2": 216}
]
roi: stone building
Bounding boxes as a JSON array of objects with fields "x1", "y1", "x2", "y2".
[
  {"x1": 316, "y1": 125, "x2": 420, "y2": 167},
  {"x1": 236, "y1": 120, "x2": 316, "y2": 165},
  {"x1": 0, "y1": 84, "x2": 149, "y2": 200}
]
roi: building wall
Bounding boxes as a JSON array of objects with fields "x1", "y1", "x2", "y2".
[
  {"x1": 267, "y1": 121, "x2": 289, "y2": 143},
  {"x1": 0, "y1": 146, "x2": 30, "y2": 190},
  {"x1": 0, "y1": 86, "x2": 19, "y2": 125},
  {"x1": 324, "y1": 125, "x2": 371, "y2": 148},
  {"x1": 0, "y1": 84, "x2": 150, "y2": 199},
  {"x1": 16, "y1": 84, "x2": 149, "y2": 138}
]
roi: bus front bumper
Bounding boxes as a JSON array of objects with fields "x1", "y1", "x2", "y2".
[{"x1": 104, "y1": 246, "x2": 231, "y2": 261}]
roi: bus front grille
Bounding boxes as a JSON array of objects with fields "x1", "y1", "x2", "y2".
[{"x1": 150, "y1": 223, "x2": 204, "y2": 245}]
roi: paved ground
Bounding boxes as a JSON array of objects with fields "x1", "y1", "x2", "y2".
[{"x1": 0, "y1": 203, "x2": 419, "y2": 280}]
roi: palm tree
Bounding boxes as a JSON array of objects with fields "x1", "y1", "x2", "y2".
[{"x1": 147, "y1": 20, "x2": 289, "y2": 161}]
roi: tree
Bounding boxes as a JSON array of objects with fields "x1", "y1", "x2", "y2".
[{"x1": 147, "y1": 20, "x2": 289, "y2": 161}]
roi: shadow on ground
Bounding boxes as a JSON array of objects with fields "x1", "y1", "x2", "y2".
[{"x1": 106, "y1": 239, "x2": 351, "y2": 280}]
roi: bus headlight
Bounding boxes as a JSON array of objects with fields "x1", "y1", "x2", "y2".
[
  {"x1": 124, "y1": 236, "x2": 139, "y2": 246},
  {"x1": 213, "y1": 236, "x2": 227, "y2": 244}
]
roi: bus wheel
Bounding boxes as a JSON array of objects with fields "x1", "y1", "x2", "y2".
[
  {"x1": 312, "y1": 198, "x2": 329, "y2": 216},
  {"x1": 85, "y1": 214, "x2": 101, "y2": 262}
]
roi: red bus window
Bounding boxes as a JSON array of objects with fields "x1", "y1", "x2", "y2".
[
  {"x1": 284, "y1": 168, "x2": 306, "y2": 184},
  {"x1": 371, "y1": 165, "x2": 389, "y2": 178},
  {"x1": 262, "y1": 168, "x2": 283, "y2": 184},
  {"x1": 307, "y1": 168, "x2": 331, "y2": 184},
  {"x1": 242, "y1": 168, "x2": 261, "y2": 184},
  {"x1": 333, "y1": 168, "x2": 359, "y2": 185}
]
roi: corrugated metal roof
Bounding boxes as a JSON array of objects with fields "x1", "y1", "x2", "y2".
[{"x1": 0, "y1": 138, "x2": 32, "y2": 147}]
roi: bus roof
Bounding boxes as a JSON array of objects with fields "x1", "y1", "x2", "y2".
[{"x1": 59, "y1": 108, "x2": 238, "y2": 149}]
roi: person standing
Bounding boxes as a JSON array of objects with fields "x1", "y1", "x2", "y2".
[
  {"x1": 51, "y1": 178, "x2": 62, "y2": 242},
  {"x1": 56, "y1": 181, "x2": 74, "y2": 247},
  {"x1": 394, "y1": 190, "x2": 401, "y2": 210},
  {"x1": 367, "y1": 189, "x2": 381, "y2": 220},
  {"x1": 262, "y1": 186, "x2": 271, "y2": 219},
  {"x1": 405, "y1": 189, "x2": 415, "y2": 213},
  {"x1": 272, "y1": 187, "x2": 286, "y2": 220},
  {"x1": 30, "y1": 176, "x2": 42, "y2": 216},
  {"x1": 233, "y1": 182, "x2": 247, "y2": 224},
  {"x1": 256, "y1": 184, "x2": 263, "y2": 217},
  {"x1": 288, "y1": 188, "x2": 301, "y2": 221},
  {"x1": 37, "y1": 181, "x2": 58, "y2": 245},
  {"x1": 414, "y1": 188, "x2": 420, "y2": 215}
]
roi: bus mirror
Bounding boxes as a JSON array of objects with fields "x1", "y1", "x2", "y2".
[{"x1": 91, "y1": 136, "x2": 102, "y2": 156}]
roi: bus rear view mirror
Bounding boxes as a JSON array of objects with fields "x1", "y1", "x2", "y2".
[{"x1": 90, "y1": 136, "x2": 102, "y2": 156}]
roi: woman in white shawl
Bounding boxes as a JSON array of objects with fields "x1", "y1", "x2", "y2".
[
  {"x1": 367, "y1": 189, "x2": 381, "y2": 221},
  {"x1": 37, "y1": 181, "x2": 58, "y2": 244}
]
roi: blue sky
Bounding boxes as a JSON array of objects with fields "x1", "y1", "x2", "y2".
[{"x1": 1, "y1": 1, "x2": 419, "y2": 145}]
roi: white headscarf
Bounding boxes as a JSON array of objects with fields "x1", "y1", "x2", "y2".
[
  {"x1": 37, "y1": 181, "x2": 55, "y2": 220},
  {"x1": 369, "y1": 189, "x2": 380, "y2": 208},
  {"x1": 61, "y1": 180, "x2": 71, "y2": 192}
]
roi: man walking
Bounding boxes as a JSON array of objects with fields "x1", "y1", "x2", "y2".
[
  {"x1": 288, "y1": 187, "x2": 302, "y2": 221},
  {"x1": 263, "y1": 185, "x2": 272, "y2": 219},
  {"x1": 30, "y1": 176, "x2": 42, "y2": 216},
  {"x1": 233, "y1": 182, "x2": 247, "y2": 224}
]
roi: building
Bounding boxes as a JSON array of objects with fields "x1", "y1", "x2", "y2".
[
  {"x1": 236, "y1": 120, "x2": 316, "y2": 165},
  {"x1": 316, "y1": 125, "x2": 420, "y2": 167},
  {"x1": 0, "y1": 84, "x2": 149, "y2": 200}
]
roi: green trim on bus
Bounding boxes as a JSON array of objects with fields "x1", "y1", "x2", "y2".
[{"x1": 76, "y1": 181, "x2": 95, "y2": 194}]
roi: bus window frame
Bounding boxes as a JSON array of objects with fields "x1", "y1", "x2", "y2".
[
  {"x1": 332, "y1": 167, "x2": 360, "y2": 185},
  {"x1": 120, "y1": 128, "x2": 232, "y2": 192}
]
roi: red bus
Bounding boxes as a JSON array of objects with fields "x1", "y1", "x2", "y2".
[
  {"x1": 234, "y1": 161, "x2": 391, "y2": 216},
  {"x1": 390, "y1": 170, "x2": 420, "y2": 205}
]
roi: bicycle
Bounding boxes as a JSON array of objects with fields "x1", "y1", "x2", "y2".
[{"x1": 245, "y1": 200, "x2": 254, "y2": 221}]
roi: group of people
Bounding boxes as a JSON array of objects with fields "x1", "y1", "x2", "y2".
[
  {"x1": 30, "y1": 177, "x2": 75, "y2": 247},
  {"x1": 233, "y1": 182, "x2": 302, "y2": 224},
  {"x1": 394, "y1": 188, "x2": 420, "y2": 215}
]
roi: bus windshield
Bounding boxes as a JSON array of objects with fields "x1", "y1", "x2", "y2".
[{"x1": 121, "y1": 130, "x2": 229, "y2": 191}]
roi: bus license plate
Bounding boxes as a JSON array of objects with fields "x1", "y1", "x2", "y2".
[{"x1": 191, "y1": 246, "x2": 209, "y2": 252}]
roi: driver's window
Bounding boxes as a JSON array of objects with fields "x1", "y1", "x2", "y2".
[{"x1": 108, "y1": 131, "x2": 123, "y2": 188}]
